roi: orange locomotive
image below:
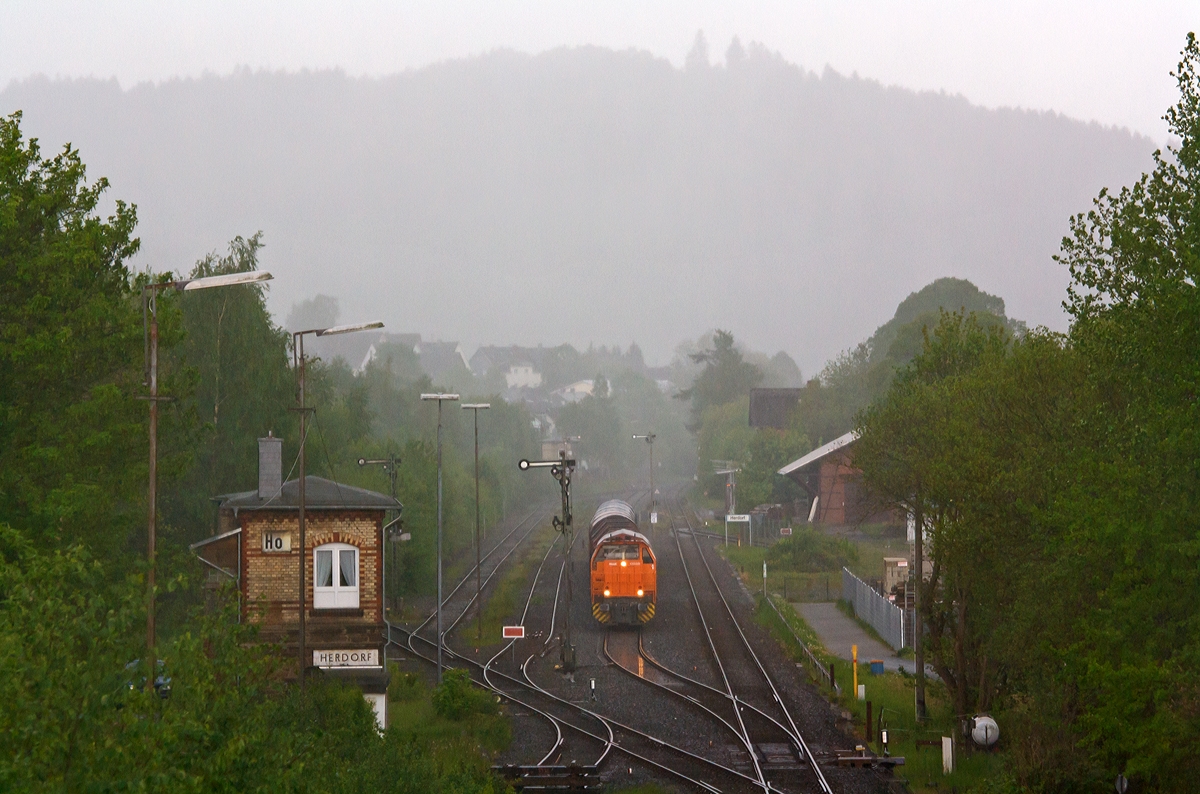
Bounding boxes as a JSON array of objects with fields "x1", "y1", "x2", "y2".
[{"x1": 589, "y1": 499, "x2": 656, "y2": 625}]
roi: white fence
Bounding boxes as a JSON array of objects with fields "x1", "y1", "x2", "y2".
[{"x1": 841, "y1": 567, "x2": 907, "y2": 651}]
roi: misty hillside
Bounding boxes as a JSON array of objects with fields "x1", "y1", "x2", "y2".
[{"x1": 1, "y1": 44, "x2": 1155, "y2": 371}]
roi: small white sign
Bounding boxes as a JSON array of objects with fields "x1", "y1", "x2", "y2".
[
  {"x1": 650, "y1": 512, "x2": 658, "y2": 524},
  {"x1": 726, "y1": 514, "x2": 750, "y2": 522},
  {"x1": 313, "y1": 649, "x2": 380, "y2": 668},
  {"x1": 780, "y1": 527, "x2": 793, "y2": 536},
  {"x1": 262, "y1": 531, "x2": 291, "y2": 552}
]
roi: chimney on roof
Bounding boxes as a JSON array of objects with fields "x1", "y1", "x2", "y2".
[{"x1": 258, "y1": 433, "x2": 282, "y2": 499}]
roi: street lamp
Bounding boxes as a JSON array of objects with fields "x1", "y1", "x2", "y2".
[
  {"x1": 294, "y1": 320, "x2": 384, "y2": 687},
  {"x1": 142, "y1": 269, "x2": 272, "y2": 659},
  {"x1": 632, "y1": 433, "x2": 656, "y2": 521},
  {"x1": 421, "y1": 392, "x2": 460, "y2": 683},
  {"x1": 461, "y1": 403, "x2": 491, "y2": 644}
]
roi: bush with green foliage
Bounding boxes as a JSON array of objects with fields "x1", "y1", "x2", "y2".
[
  {"x1": 765, "y1": 529, "x2": 858, "y2": 572},
  {"x1": 432, "y1": 668, "x2": 498, "y2": 721},
  {"x1": 0, "y1": 523, "x2": 507, "y2": 793}
]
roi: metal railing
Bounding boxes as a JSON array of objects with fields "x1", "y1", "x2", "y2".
[{"x1": 841, "y1": 567, "x2": 907, "y2": 650}]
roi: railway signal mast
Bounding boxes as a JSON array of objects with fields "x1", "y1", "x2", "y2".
[
  {"x1": 632, "y1": 433, "x2": 656, "y2": 522},
  {"x1": 518, "y1": 451, "x2": 577, "y2": 672},
  {"x1": 712, "y1": 460, "x2": 741, "y2": 515}
]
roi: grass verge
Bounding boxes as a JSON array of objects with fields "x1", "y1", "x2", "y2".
[
  {"x1": 754, "y1": 595, "x2": 1011, "y2": 793},
  {"x1": 476, "y1": 521, "x2": 558, "y2": 647}
]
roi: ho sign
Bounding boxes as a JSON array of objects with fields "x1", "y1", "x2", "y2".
[{"x1": 262, "y1": 531, "x2": 291, "y2": 552}]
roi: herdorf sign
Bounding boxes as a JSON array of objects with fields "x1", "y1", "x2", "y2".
[
  {"x1": 313, "y1": 649, "x2": 379, "y2": 668},
  {"x1": 502, "y1": 625, "x2": 525, "y2": 639},
  {"x1": 262, "y1": 531, "x2": 291, "y2": 552}
]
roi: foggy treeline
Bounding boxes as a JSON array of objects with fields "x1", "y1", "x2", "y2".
[{"x1": 1, "y1": 39, "x2": 1154, "y2": 368}]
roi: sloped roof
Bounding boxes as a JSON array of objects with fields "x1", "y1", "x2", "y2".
[
  {"x1": 777, "y1": 431, "x2": 860, "y2": 479},
  {"x1": 217, "y1": 476, "x2": 401, "y2": 512}
]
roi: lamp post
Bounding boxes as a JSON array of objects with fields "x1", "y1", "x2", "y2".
[
  {"x1": 632, "y1": 433, "x2": 656, "y2": 520},
  {"x1": 421, "y1": 393, "x2": 460, "y2": 683},
  {"x1": 519, "y1": 451, "x2": 576, "y2": 672},
  {"x1": 293, "y1": 321, "x2": 383, "y2": 687},
  {"x1": 142, "y1": 269, "x2": 273, "y2": 660},
  {"x1": 461, "y1": 403, "x2": 490, "y2": 644}
]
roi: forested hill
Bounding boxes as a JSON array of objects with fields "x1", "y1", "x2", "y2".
[{"x1": 1, "y1": 45, "x2": 1153, "y2": 370}]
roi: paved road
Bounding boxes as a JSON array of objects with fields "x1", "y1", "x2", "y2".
[{"x1": 794, "y1": 602, "x2": 915, "y2": 675}]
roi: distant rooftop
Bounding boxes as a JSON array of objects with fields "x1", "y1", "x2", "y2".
[{"x1": 216, "y1": 476, "x2": 401, "y2": 512}]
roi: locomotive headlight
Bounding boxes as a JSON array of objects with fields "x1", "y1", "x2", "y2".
[
  {"x1": 603, "y1": 589, "x2": 610, "y2": 597},
  {"x1": 620, "y1": 560, "x2": 627, "y2": 567},
  {"x1": 637, "y1": 589, "x2": 644, "y2": 597}
]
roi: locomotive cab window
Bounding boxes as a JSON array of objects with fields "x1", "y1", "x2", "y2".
[
  {"x1": 597, "y1": 545, "x2": 640, "y2": 561},
  {"x1": 642, "y1": 548, "x2": 653, "y2": 564}
]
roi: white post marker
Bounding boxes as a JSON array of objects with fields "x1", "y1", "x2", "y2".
[
  {"x1": 942, "y1": 736, "x2": 954, "y2": 774},
  {"x1": 503, "y1": 625, "x2": 524, "y2": 666}
]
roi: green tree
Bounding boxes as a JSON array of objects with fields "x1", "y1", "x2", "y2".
[
  {"x1": 164, "y1": 234, "x2": 296, "y2": 544},
  {"x1": 1046, "y1": 33, "x2": 1200, "y2": 790},
  {"x1": 676, "y1": 330, "x2": 762, "y2": 431},
  {"x1": 0, "y1": 111, "x2": 155, "y2": 560}
]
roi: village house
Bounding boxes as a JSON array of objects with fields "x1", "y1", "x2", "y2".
[{"x1": 191, "y1": 435, "x2": 401, "y2": 726}]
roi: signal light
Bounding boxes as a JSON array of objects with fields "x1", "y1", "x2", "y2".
[
  {"x1": 603, "y1": 589, "x2": 610, "y2": 597},
  {"x1": 620, "y1": 560, "x2": 627, "y2": 567},
  {"x1": 637, "y1": 589, "x2": 644, "y2": 597}
]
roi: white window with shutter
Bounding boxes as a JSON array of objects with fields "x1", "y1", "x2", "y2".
[{"x1": 313, "y1": 542, "x2": 359, "y2": 609}]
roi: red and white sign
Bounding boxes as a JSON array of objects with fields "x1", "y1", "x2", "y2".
[
  {"x1": 780, "y1": 527, "x2": 793, "y2": 536},
  {"x1": 502, "y1": 625, "x2": 525, "y2": 639}
]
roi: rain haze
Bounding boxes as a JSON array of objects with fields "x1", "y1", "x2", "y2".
[{"x1": 2, "y1": 1, "x2": 1194, "y2": 372}]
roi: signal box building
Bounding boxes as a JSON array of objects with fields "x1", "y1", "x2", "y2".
[
  {"x1": 191, "y1": 436, "x2": 401, "y2": 725},
  {"x1": 777, "y1": 431, "x2": 899, "y2": 528}
]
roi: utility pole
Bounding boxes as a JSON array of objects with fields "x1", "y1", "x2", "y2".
[
  {"x1": 422, "y1": 393, "x2": 460, "y2": 683},
  {"x1": 519, "y1": 451, "x2": 576, "y2": 672},
  {"x1": 294, "y1": 321, "x2": 383, "y2": 689},
  {"x1": 462, "y1": 403, "x2": 491, "y2": 644},
  {"x1": 358, "y1": 453, "x2": 401, "y2": 614},
  {"x1": 141, "y1": 270, "x2": 272, "y2": 663},
  {"x1": 912, "y1": 500, "x2": 927, "y2": 722}
]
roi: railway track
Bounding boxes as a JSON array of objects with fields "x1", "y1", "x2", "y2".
[
  {"x1": 664, "y1": 493, "x2": 835, "y2": 794},
  {"x1": 390, "y1": 487, "x2": 856, "y2": 792},
  {"x1": 396, "y1": 492, "x2": 760, "y2": 791}
]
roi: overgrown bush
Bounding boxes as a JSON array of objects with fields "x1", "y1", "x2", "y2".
[
  {"x1": 389, "y1": 665, "x2": 425, "y2": 702},
  {"x1": 766, "y1": 529, "x2": 859, "y2": 572},
  {"x1": 432, "y1": 668, "x2": 498, "y2": 720}
]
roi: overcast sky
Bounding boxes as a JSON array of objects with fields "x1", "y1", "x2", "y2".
[{"x1": 1, "y1": 1, "x2": 1195, "y2": 142}]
